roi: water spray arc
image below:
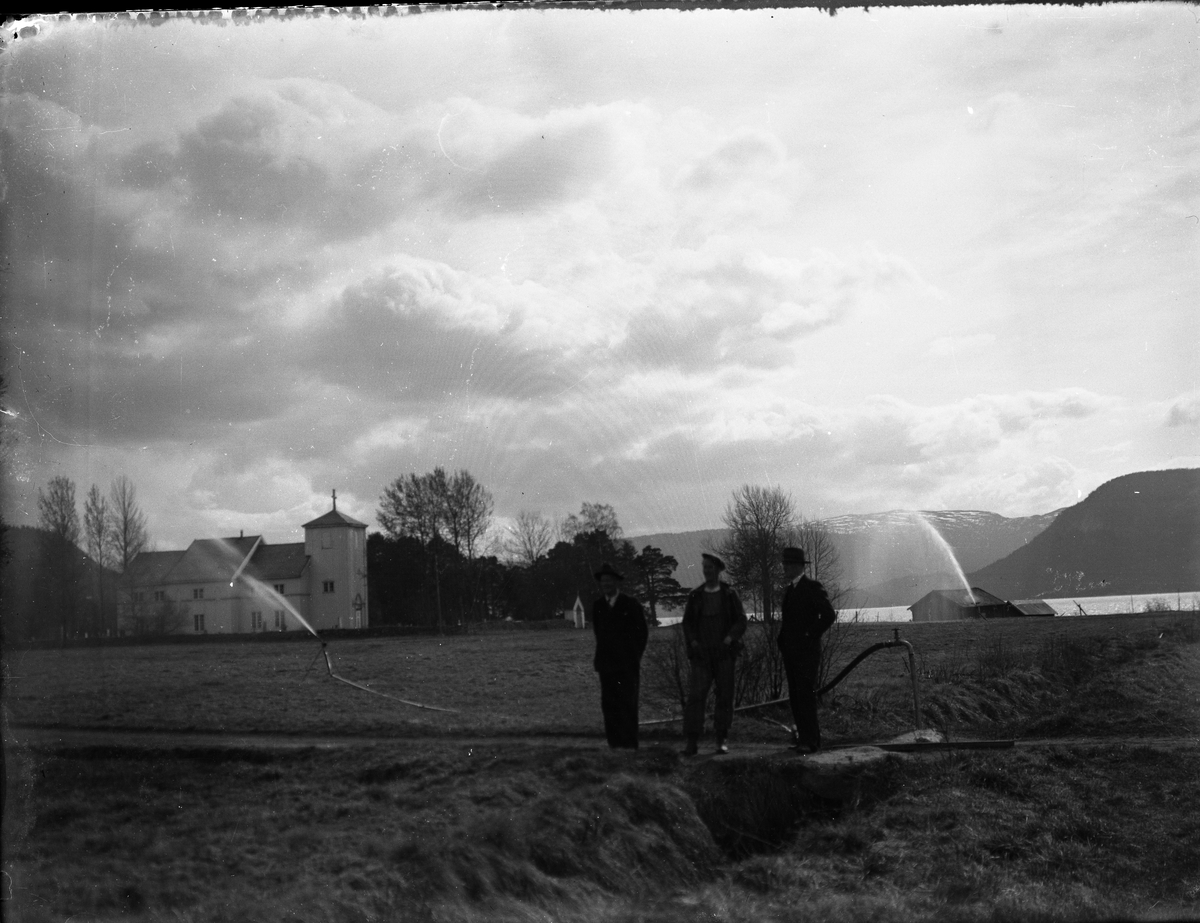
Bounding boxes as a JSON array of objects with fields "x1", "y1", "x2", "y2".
[
  {"x1": 905, "y1": 511, "x2": 975, "y2": 604},
  {"x1": 243, "y1": 575, "x2": 459, "y2": 713},
  {"x1": 229, "y1": 536, "x2": 263, "y2": 587},
  {"x1": 205, "y1": 531, "x2": 462, "y2": 715}
]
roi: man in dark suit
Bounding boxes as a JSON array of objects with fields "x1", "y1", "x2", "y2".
[
  {"x1": 591, "y1": 562, "x2": 649, "y2": 749},
  {"x1": 777, "y1": 546, "x2": 837, "y2": 753},
  {"x1": 681, "y1": 552, "x2": 748, "y2": 756}
]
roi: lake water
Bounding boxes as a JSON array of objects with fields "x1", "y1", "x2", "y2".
[{"x1": 656, "y1": 590, "x2": 1200, "y2": 626}]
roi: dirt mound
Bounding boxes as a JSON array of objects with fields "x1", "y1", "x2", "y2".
[{"x1": 391, "y1": 771, "x2": 721, "y2": 908}]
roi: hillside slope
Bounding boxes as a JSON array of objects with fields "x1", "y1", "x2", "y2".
[
  {"x1": 968, "y1": 468, "x2": 1200, "y2": 598},
  {"x1": 631, "y1": 508, "x2": 1060, "y2": 606},
  {"x1": 823, "y1": 509, "x2": 1060, "y2": 605}
]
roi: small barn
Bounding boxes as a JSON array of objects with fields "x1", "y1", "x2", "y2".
[
  {"x1": 1010, "y1": 599, "x2": 1057, "y2": 617},
  {"x1": 909, "y1": 588, "x2": 1022, "y2": 622}
]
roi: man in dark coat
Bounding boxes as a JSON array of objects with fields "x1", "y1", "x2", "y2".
[
  {"x1": 591, "y1": 562, "x2": 649, "y2": 749},
  {"x1": 777, "y1": 546, "x2": 837, "y2": 752},
  {"x1": 681, "y1": 553, "x2": 748, "y2": 755}
]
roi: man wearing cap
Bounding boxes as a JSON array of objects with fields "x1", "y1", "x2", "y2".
[
  {"x1": 591, "y1": 561, "x2": 650, "y2": 749},
  {"x1": 778, "y1": 546, "x2": 837, "y2": 753},
  {"x1": 680, "y1": 552, "x2": 748, "y2": 756}
]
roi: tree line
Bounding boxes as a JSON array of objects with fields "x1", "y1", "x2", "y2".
[
  {"x1": 2, "y1": 474, "x2": 150, "y2": 645},
  {"x1": 1, "y1": 459, "x2": 844, "y2": 650},
  {"x1": 369, "y1": 471, "x2": 688, "y2": 630},
  {"x1": 369, "y1": 470, "x2": 844, "y2": 643}
]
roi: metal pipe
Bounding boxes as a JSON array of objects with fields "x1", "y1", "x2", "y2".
[{"x1": 642, "y1": 629, "x2": 924, "y2": 732}]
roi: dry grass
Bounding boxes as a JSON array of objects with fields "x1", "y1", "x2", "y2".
[
  {"x1": 7, "y1": 611, "x2": 1192, "y2": 741},
  {"x1": 4, "y1": 611, "x2": 1200, "y2": 922}
]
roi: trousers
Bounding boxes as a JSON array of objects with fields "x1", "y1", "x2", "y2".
[
  {"x1": 598, "y1": 670, "x2": 640, "y2": 749},
  {"x1": 783, "y1": 649, "x2": 821, "y2": 748},
  {"x1": 683, "y1": 650, "x2": 735, "y2": 739}
]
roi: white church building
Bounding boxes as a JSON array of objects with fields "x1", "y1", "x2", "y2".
[{"x1": 125, "y1": 495, "x2": 368, "y2": 634}]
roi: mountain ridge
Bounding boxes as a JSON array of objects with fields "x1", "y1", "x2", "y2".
[
  {"x1": 967, "y1": 468, "x2": 1200, "y2": 598},
  {"x1": 630, "y1": 508, "x2": 1062, "y2": 605}
]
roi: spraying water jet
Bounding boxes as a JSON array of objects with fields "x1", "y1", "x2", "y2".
[{"x1": 904, "y1": 512, "x2": 975, "y2": 604}]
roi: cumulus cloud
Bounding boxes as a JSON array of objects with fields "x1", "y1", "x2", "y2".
[
  {"x1": 1166, "y1": 391, "x2": 1200, "y2": 427},
  {"x1": 431, "y1": 99, "x2": 635, "y2": 216},
  {"x1": 675, "y1": 128, "x2": 792, "y2": 191},
  {"x1": 618, "y1": 240, "x2": 925, "y2": 371},
  {"x1": 293, "y1": 256, "x2": 609, "y2": 405},
  {"x1": 119, "y1": 79, "x2": 424, "y2": 242}
]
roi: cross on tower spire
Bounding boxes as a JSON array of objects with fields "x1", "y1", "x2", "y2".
[{"x1": 332, "y1": 488, "x2": 337, "y2": 512}]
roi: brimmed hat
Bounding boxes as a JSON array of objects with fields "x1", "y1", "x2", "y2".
[
  {"x1": 701, "y1": 552, "x2": 726, "y2": 572},
  {"x1": 782, "y1": 546, "x2": 807, "y2": 566},
  {"x1": 594, "y1": 562, "x2": 624, "y2": 581}
]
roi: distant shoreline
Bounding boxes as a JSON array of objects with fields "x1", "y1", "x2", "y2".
[{"x1": 655, "y1": 589, "x2": 1200, "y2": 626}]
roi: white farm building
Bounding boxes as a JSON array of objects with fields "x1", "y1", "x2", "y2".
[{"x1": 124, "y1": 499, "x2": 368, "y2": 635}]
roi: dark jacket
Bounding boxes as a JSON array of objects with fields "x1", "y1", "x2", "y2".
[
  {"x1": 591, "y1": 592, "x2": 649, "y2": 674},
  {"x1": 777, "y1": 576, "x2": 836, "y2": 656},
  {"x1": 681, "y1": 582, "x2": 748, "y2": 658}
]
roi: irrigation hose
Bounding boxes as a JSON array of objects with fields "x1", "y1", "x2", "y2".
[
  {"x1": 319, "y1": 645, "x2": 460, "y2": 714},
  {"x1": 639, "y1": 639, "x2": 920, "y2": 728}
]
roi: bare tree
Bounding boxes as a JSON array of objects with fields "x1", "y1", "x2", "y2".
[
  {"x1": 84, "y1": 485, "x2": 112, "y2": 567},
  {"x1": 443, "y1": 469, "x2": 493, "y2": 562},
  {"x1": 716, "y1": 484, "x2": 796, "y2": 626},
  {"x1": 378, "y1": 470, "x2": 445, "y2": 548},
  {"x1": 39, "y1": 476, "x2": 80, "y2": 547},
  {"x1": 109, "y1": 475, "x2": 149, "y2": 633},
  {"x1": 506, "y1": 510, "x2": 555, "y2": 567},
  {"x1": 38, "y1": 475, "x2": 81, "y2": 642},
  {"x1": 109, "y1": 476, "x2": 149, "y2": 573},
  {"x1": 83, "y1": 484, "x2": 115, "y2": 636},
  {"x1": 561, "y1": 502, "x2": 623, "y2": 542}
]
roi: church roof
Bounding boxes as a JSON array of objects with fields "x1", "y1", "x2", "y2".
[
  {"x1": 244, "y1": 543, "x2": 310, "y2": 581},
  {"x1": 130, "y1": 537, "x2": 310, "y2": 585},
  {"x1": 169, "y1": 536, "x2": 263, "y2": 583},
  {"x1": 127, "y1": 549, "x2": 186, "y2": 586},
  {"x1": 302, "y1": 508, "x2": 367, "y2": 529}
]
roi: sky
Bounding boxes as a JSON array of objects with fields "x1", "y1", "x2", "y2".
[{"x1": 1, "y1": 5, "x2": 1198, "y2": 553}]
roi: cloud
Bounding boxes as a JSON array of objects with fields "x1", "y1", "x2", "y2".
[
  {"x1": 1166, "y1": 391, "x2": 1200, "y2": 427},
  {"x1": 431, "y1": 99, "x2": 633, "y2": 216},
  {"x1": 293, "y1": 256, "x2": 608, "y2": 405},
  {"x1": 926, "y1": 333, "x2": 997, "y2": 358},
  {"x1": 119, "y1": 79, "x2": 422, "y2": 242},
  {"x1": 675, "y1": 128, "x2": 791, "y2": 191},
  {"x1": 619, "y1": 240, "x2": 929, "y2": 371}
]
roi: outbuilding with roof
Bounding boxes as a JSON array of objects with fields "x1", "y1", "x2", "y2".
[{"x1": 908, "y1": 587, "x2": 1024, "y2": 622}]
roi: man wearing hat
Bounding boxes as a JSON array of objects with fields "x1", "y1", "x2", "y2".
[
  {"x1": 680, "y1": 552, "x2": 748, "y2": 755},
  {"x1": 591, "y1": 562, "x2": 650, "y2": 749},
  {"x1": 777, "y1": 546, "x2": 837, "y2": 753}
]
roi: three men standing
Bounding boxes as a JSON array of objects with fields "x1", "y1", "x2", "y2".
[
  {"x1": 591, "y1": 562, "x2": 649, "y2": 749},
  {"x1": 777, "y1": 546, "x2": 837, "y2": 752},
  {"x1": 681, "y1": 553, "x2": 747, "y2": 755}
]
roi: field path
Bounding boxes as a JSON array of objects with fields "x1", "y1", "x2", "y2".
[{"x1": 8, "y1": 723, "x2": 1200, "y2": 756}]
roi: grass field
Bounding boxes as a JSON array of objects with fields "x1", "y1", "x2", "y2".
[
  {"x1": 6, "y1": 611, "x2": 1195, "y2": 739},
  {"x1": 4, "y1": 611, "x2": 1199, "y2": 922}
]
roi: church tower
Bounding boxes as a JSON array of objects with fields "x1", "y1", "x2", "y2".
[{"x1": 302, "y1": 490, "x2": 369, "y2": 630}]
